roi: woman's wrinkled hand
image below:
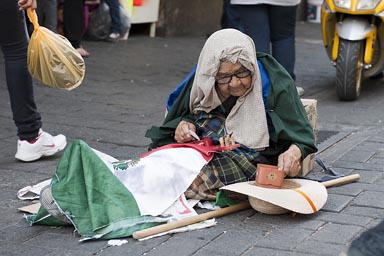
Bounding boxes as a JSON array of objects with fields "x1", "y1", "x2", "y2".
[
  {"x1": 277, "y1": 144, "x2": 302, "y2": 177},
  {"x1": 175, "y1": 121, "x2": 196, "y2": 143},
  {"x1": 18, "y1": 0, "x2": 37, "y2": 10}
]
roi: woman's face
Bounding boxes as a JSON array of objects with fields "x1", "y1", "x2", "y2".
[{"x1": 215, "y1": 61, "x2": 252, "y2": 101}]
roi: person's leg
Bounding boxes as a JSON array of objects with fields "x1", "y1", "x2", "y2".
[
  {"x1": 221, "y1": 0, "x2": 228, "y2": 28},
  {"x1": 63, "y1": 0, "x2": 85, "y2": 49},
  {"x1": 1, "y1": 0, "x2": 67, "y2": 161},
  {"x1": 104, "y1": 0, "x2": 121, "y2": 35},
  {"x1": 0, "y1": 0, "x2": 42, "y2": 141},
  {"x1": 269, "y1": 5, "x2": 297, "y2": 80},
  {"x1": 45, "y1": 0, "x2": 58, "y2": 32},
  {"x1": 223, "y1": 0, "x2": 244, "y2": 31},
  {"x1": 36, "y1": 0, "x2": 47, "y2": 28},
  {"x1": 231, "y1": 4, "x2": 270, "y2": 54}
]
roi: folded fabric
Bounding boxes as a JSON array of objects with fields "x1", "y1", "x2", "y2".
[{"x1": 27, "y1": 140, "x2": 211, "y2": 240}]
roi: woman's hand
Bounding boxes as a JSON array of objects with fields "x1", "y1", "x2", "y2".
[
  {"x1": 277, "y1": 144, "x2": 302, "y2": 177},
  {"x1": 18, "y1": 0, "x2": 37, "y2": 10},
  {"x1": 175, "y1": 121, "x2": 196, "y2": 143},
  {"x1": 219, "y1": 133, "x2": 239, "y2": 150}
]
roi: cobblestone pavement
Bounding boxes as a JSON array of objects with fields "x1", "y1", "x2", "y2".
[{"x1": 0, "y1": 22, "x2": 383, "y2": 256}]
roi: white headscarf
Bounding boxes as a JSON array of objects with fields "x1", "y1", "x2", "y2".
[{"x1": 189, "y1": 29, "x2": 269, "y2": 149}]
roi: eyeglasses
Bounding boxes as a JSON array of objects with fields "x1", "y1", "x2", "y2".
[{"x1": 215, "y1": 69, "x2": 252, "y2": 84}]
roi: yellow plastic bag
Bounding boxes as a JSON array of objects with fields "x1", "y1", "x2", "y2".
[{"x1": 27, "y1": 9, "x2": 85, "y2": 90}]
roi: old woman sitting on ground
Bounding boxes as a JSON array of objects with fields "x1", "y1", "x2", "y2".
[{"x1": 145, "y1": 28, "x2": 317, "y2": 200}]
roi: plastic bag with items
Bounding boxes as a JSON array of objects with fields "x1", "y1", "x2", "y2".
[
  {"x1": 86, "y1": 2, "x2": 131, "y2": 41},
  {"x1": 27, "y1": 9, "x2": 85, "y2": 90},
  {"x1": 86, "y1": 2, "x2": 111, "y2": 40}
]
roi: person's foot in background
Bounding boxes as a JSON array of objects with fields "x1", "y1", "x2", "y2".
[{"x1": 76, "y1": 46, "x2": 90, "y2": 57}]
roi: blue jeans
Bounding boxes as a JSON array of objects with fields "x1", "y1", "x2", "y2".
[
  {"x1": 221, "y1": 0, "x2": 244, "y2": 31},
  {"x1": 230, "y1": 4, "x2": 297, "y2": 80},
  {"x1": 0, "y1": 0, "x2": 41, "y2": 140},
  {"x1": 104, "y1": 0, "x2": 122, "y2": 34}
]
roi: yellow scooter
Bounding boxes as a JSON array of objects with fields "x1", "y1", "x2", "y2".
[{"x1": 321, "y1": 0, "x2": 384, "y2": 100}]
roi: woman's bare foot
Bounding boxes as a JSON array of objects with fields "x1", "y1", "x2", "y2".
[{"x1": 76, "y1": 47, "x2": 90, "y2": 57}]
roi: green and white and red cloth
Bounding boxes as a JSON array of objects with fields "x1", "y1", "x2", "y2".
[{"x1": 28, "y1": 140, "x2": 213, "y2": 241}]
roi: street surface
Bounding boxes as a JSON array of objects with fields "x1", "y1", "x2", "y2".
[{"x1": 0, "y1": 22, "x2": 383, "y2": 256}]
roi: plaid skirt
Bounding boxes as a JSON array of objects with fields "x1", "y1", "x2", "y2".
[
  {"x1": 185, "y1": 150, "x2": 270, "y2": 200},
  {"x1": 185, "y1": 110, "x2": 271, "y2": 200}
]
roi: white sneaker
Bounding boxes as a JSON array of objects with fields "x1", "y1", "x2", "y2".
[
  {"x1": 296, "y1": 86, "x2": 305, "y2": 96},
  {"x1": 15, "y1": 129, "x2": 67, "y2": 162},
  {"x1": 107, "y1": 32, "x2": 120, "y2": 41}
]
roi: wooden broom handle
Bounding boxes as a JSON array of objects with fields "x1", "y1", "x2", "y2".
[
  {"x1": 133, "y1": 174, "x2": 360, "y2": 240},
  {"x1": 322, "y1": 174, "x2": 360, "y2": 188},
  {"x1": 132, "y1": 201, "x2": 251, "y2": 240}
]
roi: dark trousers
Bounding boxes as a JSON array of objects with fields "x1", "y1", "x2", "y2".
[
  {"x1": 221, "y1": 0, "x2": 243, "y2": 31},
  {"x1": 63, "y1": 0, "x2": 85, "y2": 49},
  {"x1": 230, "y1": 4, "x2": 297, "y2": 80},
  {"x1": 36, "y1": 0, "x2": 58, "y2": 32},
  {"x1": 0, "y1": 0, "x2": 41, "y2": 140}
]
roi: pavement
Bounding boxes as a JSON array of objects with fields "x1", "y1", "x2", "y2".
[{"x1": 0, "y1": 21, "x2": 383, "y2": 256}]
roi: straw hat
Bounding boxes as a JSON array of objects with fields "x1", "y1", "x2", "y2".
[{"x1": 220, "y1": 179, "x2": 328, "y2": 215}]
